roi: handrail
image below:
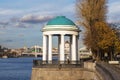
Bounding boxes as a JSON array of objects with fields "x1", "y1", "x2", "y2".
[{"x1": 33, "y1": 60, "x2": 83, "y2": 68}]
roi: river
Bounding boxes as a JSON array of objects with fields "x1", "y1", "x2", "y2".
[{"x1": 0, "y1": 57, "x2": 41, "y2": 80}]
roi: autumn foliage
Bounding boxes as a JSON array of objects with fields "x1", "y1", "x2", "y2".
[{"x1": 76, "y1": 0, "x2": 120, "y2": 61}]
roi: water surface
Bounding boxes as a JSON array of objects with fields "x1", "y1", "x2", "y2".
[{"x1": 0, "y1": 58, "x2": 41, "y2": 80}]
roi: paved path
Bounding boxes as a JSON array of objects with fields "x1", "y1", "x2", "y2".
[{"x1": 96, "y1": 62, "x2": 120, "y2": 80}]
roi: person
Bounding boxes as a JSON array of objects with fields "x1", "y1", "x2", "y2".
[
  {"x1": 67, "y1": 56, "x2": 70, "y2": 64},
  {"x1": 104, "y1": 53, "x2": 108, "y2": 62},
  {"x1": 116, "y1": 53, "x2": 120, "y2": 61}
]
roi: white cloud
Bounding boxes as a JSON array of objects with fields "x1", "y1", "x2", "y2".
[
  {"x1": 15, "y1": 22, "x2": 28, "y2": 28},
  {"x1": 20, "y1": 14, "x2": 54, "y2": 24},
  {"x1": 0, "y1": 21, "x2": 9, "y2": 25},
  {"x1": 108, "y1": 1, "x2": 120, "y2": 22},
  {"x1": 0, "y1": 1, "x2": 75, "y2": 29},
  {"x1": 0, "y1": 8, "x2": 22, "y2": 15},
  {"x1": 0, "y1": 31, "x2": 6, "y2": 34}
]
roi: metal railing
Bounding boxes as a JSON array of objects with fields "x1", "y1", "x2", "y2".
[{"x1": 33, "y1": 60, "x2": 83, "y2": 68}]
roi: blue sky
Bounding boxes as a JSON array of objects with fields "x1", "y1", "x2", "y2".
[{"x1": 0, "y1": 0, "x2": 120, "y2": 49}]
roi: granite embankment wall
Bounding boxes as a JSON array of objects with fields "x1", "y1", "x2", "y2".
[
  {"x1": 31, "y1": 68, "x2": 98, "y2": 80},
  {"x1": 31, "y1": 62, "x2": 102, "y2": 80},
  {"x1": 31, "y1": 61, "x2": 120, "y2": 80}
]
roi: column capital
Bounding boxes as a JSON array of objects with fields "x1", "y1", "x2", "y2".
[
  {"x1": 72, "y1": 34, "x2": 77, "y2": 36},
  {"x1": 61, "y1": 34, "x2": 65, "y2": 36},
  {"x1": 48, "y1": 34, "x2": 53, "y2": 36},
  {"x1": 43, "y1": 34, "x2": 47, "y2": 36}
]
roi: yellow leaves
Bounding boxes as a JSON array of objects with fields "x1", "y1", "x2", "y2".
[
  {"x1": 115, "y1": 39, "x2": 120, "y2": 52},
  {"x1": 94, "y1": 22, "x2": 118, "y2": 50}
]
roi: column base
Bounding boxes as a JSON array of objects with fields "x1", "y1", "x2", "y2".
[
  {"x1": 71, "y1": 61, "x2": 77, "y2": 64},
  {"x1": 59, "y1": 61, "x2": 65, "y2": 64},
  {"x1": 42, "y1": 61, "x2": 47, "y2": 64},
  {"x1": 48, "y1": 61, "x2": 52, "y2": 64}
]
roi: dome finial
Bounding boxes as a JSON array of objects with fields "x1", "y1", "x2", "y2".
[{"x1": 56, "y1": 16, "x2": 65, "y2": 18}]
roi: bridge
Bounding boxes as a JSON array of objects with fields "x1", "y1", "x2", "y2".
[
  {"x1": 21, "y1": 53, "x2": 42, "y2": 57},
  {"x1": 21, "y1": 52, "x2": 59, "y2": 57}
]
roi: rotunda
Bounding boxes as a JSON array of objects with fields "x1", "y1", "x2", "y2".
[{"x1": 42, "y1": 16, "x2": 80, "y2": 63}]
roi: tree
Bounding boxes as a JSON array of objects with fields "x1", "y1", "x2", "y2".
[
  {"x1": 110, "y1": 23, "x2": 120, "y2": 55},
  {"x1": 76, "y1": 0, "x2": 107, "y2": 60},
  {"x1": 115, "y1": 40, "x2": 120, "y2": 54},
  {"x1": 94, "y1": 22, "x2": 118, "y2": 60}
]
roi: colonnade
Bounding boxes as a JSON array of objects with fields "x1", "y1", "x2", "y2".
[{"x1": 42, "y1": 34, "x2": 78, "y2": 63}]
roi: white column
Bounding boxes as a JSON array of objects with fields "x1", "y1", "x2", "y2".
[
  {"x1": 70, "y1": 36, "x2": 72, "y2": 61},
  {"x1": 76, "y1": 36, "x2": 79, "y2": 61},
  {"x1": 60, "y1": 34, "x2": 65, "y2": 63},
  {"x1": 72, "y1": 35, "x2": 77, "y2": 61},
  {"x1": 48, "y1": 35, "x2": 52, "y2": 63},
  {"x1": 43, "y1": 35, "x2": 47, "y2": 61},
  {"x1": 58, "y1": 36, "x2": 61, "y2": 61}
]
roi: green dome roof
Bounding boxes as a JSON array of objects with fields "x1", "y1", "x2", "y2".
[
  {"x1": 47, "y1": 16, "x2": 76, "y2": 25},
  {"x1": 42, "y1": 16, "x2": 80, "y2": 32}
]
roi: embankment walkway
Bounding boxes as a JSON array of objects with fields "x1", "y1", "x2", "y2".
[{"x1": 96, "y1": 62, "x2": 120, "y2": 80}]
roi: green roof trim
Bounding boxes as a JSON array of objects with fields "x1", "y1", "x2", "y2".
[
  {"x1": 42, "y1": 26, "x2": 80, "y2": 32},
  {"x1": 47, "y1": 16, "x2": 76, "y2": 25},
  {"x1": 42, "y1": 28, "x2": 80, "y2": 32}
]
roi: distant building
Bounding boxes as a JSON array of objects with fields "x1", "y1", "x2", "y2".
[
  {"x1": 31, "y1": 45, "x2": 42, "y2": 53},
  {"x1": 79, "y1": 47, "x2": 92, "y2": 59},
  {"x1": 52, "y1": 48, "x2": 58, "y2": 53},
  {"x1": 0, "y1": 46, "x2": 8, "y2": 54},
  {"x1": 65, "y1": 41, "x2": 70, "y2": 54}
]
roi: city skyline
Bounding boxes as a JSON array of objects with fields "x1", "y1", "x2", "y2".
[{"x1": 0, "y1": 0, "x2": 120, "y2": 48}]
